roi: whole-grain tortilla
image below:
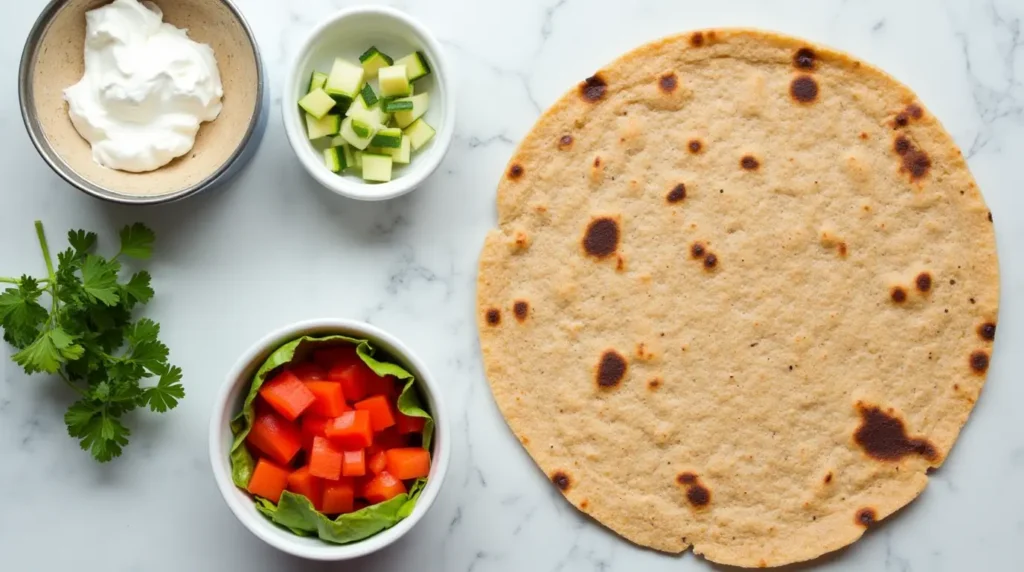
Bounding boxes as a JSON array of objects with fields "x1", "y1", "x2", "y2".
[{"x1": 476, "y1": 29, "x2": 999, "y2": 568}]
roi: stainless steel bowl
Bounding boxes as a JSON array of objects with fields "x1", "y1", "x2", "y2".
[{"x1": 18, "y1": 0, "x2": 269, "y2": 205}]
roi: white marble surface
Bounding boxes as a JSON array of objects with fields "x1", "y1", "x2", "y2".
[{"x1": 1, "y1": 0, "x2": 1023, "y2": 570}]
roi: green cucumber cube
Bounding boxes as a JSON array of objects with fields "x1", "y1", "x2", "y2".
[
  {"x1": 378, "y1": 134, "x2": 411, "y2": 164},
  {"x1": 323, "y1": 147, "x2": 344, "y2": 173},
  {"x1": 339, "y1": 116, "x2": 376, "y2": 150},
  {"x1": 392, "y1": 93, "x2": 429, "y2": 128},
  {"x1": 403, "y1": 118, "x2": 435, "y2": 150},
  {"x1": 305, "y1": 113, "x2": 341, "y2": 140},
  {"x1": 361, "y1": 153, "x2": 393, "y2": 182},
  {"x1": 370, "y1": 127, "x2": 403, "y2": 148},
  {"x1": 308, "y1": 71, "x2": 328, "y2": 93},
  {"x1": 353, "y1": 149, "x2": 364, "y2": 169},
  {"x1": 360, "y1": 83, "x2": 378, "y2": 107},
  {"x1": 394, "y1": 51, "x2": 431, "y2": 82},
  {"x1": 345, "y1": 94, "x2": 388, "y2": 127},
  {"x1": 298, "y1": 88, "x2": 336, "y2": 119},
  {"x1": 340, "y1": 143, "x2": 356, "y2": 170},
  {"x1": 359, "y1": 46, "x2": 394, "y2": 78},
  {"x1": 325, "y1": 57, "x2": 365, "y2": 101},
  {"x1": 378, "y1": 65, "x2": 412, "y2": 97},
  {"x1": 383, "y1": 99, "x2": 414, "y2": 112}
]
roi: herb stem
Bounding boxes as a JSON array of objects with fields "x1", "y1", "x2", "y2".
[
  {"x1": 0, "y1": 277, "x2": 20, "y2": 284},
  {"x1": 34, "y1": 221, "x2": 60, "y2": 322},
  {"x1": 57, "y1": 371, "x2": 85, "y2": 396}
]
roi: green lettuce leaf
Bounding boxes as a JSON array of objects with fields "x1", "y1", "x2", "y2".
[{"x1": 228, "y1": 334, "x2": 435, "y2": 544}]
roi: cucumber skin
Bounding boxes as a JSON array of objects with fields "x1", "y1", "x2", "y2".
[
  {"x1": 360, "y1": 84, "x2": 378, "y2": 107},
  {"x1": 359, "y1": 46, "x2": 394, "y2": 65},
  {"x1": 383, "y1": 100, "x2": 413, "y2": 112}
]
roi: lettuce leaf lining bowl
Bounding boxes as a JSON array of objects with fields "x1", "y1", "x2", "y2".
[{"x1": 209, "y1": 319, "x2": 449, "y2": 560}]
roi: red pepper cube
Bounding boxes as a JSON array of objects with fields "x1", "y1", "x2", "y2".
[
  {"x1": 326, "y1": 410, "x2": 374, "y2": 449},
  {"x1": 354, "y1": 395, "x2": 397, "y2": 432},
  {"x1": 395, "y1": 411, "x2": 426, "y2": 435},
  {"x1": 362, "y1": 470, "x2": 407, "y2": 504},
  {"x1": 247, "y1": 458, "x2": 291, "y2": 503},
  {"x1": 289, "y1": 362, "x2": 327, "y2": 382},
  {"x1": 367, "y1": 447, "x2": 388, "y2": 474},
  {"x1": 259, "y1": 370, "x2": 316, "y2": 421},
  {"x1": 286, "y1": 466, "x2": 322, "y2": 510},
  {"x1": 313, "y1": 346, "x2": 359, "y2": 369},
  {"x1": 300, "y1": 415, "x2": 330, "y2": 452},
  {"x1": 246, "y1": 411, "x2": 302, "y2": 466},
  {"x1": 309, "y1": 436, "x2": 344, "y2": 480},
  {"x1": 384, "y1": 447, "x2": 431, "y2": 480},
  {"x1": 342, "y1": 449, "x2": 366, "y2": 477},
  {"x1": 321, "y1": 478, "x2": 356, "y2": 514},
  {"x1": 305, "y1": 381, "x2": 349, "y2": 418}
]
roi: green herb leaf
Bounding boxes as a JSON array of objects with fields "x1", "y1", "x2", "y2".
[
  {"x1": 142, "y1": 364, "x2": 184, "y2": 412},
  {"x1": 67, "y1": 230, "x2": 97, "y2": 256},
  {"x1": 118, "y1": 223, "x2": 155, "y2": 259},
  {"x1": 12, "y1": 328, "x2": 83, "y2": 374},
  {"x1": 122, "y1": 271, "x2": 154, "y2": 306},
  {"x1": 65, "y1": 400, "x2": 130, "y2": 462},
  {"x1": 0, "y1": 277, "x2": 48, "y2": 349},
  {"x1": 81, "y1": 255, "x2": 121, "y2": 306}
]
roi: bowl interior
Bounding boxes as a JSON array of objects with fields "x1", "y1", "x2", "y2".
[
  {"x1": 212, "y1": 321, "x2": 448, "y2": 559},
  {"x1": 288, "y1": 10, "x2": 450, "y2": 197},
  {"x1": 27, "y1": 0, "x2": 259, "y2": 199}
]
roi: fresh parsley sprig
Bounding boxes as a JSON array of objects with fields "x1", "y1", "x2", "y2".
[{"x1": 0, "y1": 221, "x2": 184, "y2": 462}]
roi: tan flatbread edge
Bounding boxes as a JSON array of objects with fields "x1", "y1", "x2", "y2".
[{"x1": 476, "y1": 28, "x2": 999, "y2": 568}]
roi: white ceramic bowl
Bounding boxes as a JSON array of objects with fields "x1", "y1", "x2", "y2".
[
  {"x1": 209, "y1": 318, "x2": 450, "y2": 560},
  {"x1": 282, "y1": 6, "x2": 454, "y2": 201}
]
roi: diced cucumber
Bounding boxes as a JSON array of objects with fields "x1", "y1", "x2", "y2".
[
  {"x1": 359, "y1": 46, "x2": 394, "y2": 78},
  {"x1": 370, "y1": 127, "x2": 403, "y2": 148},
  {"x1": 378, "y1": 65, "x2": 412, "y2": 97},
  {"x1": 323, "y1": 146, "x2": 345, "y2": 173},
  {"x1": 383, "y1": 99, "x2": 413, "y2": 112},
  {"x1": 298, "y1": 88, "x2": 336, "y2": 119},
  {"x1": 340, "y1": 143, "x2": 356, "y2": 170},
  {"x1": 339, "y1": 116, "x2": 376, "y2": 150},
  {"x1": 360, "y1": 83, "x2": 378, "y2": 107},
  {"x1": 325, "y1": 57, "x2": 365, "y2": 102},
  {"x1": 377, "y1": 134, "x2": 411, "y2": 164},
  {"x1": 308, "y1": 71, "x2": 328, "y2": 93},
  {"x1": 392, "y1": 93, "x2": 429, "y2": 128},
  {"x1": 403, "y1": 118, "x2": 435, "y2": 150},
  {"x1": 305, "y1": 113, "x2": 341, "y2": 140},
  {"x1": 361, "y1": 153, "x2": 393, "y2": 182},
  {"x1": 394, "y1": 51, "x2": 431, "y2": 82},
  {"x1": 353, "y1": 149, "x2": 364, "y2": 169},
  {"x1": 345, "y1": 94, "x2": 389, "y2": 127}
]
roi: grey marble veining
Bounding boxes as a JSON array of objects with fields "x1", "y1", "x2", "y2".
[{"x1": 1, "y1": 0, "x2": 1023, "y2": 570}]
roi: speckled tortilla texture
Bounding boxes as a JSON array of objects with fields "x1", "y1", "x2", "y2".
[{"x1": 476, "y1": 29, "x2": 999, "y2": 568}]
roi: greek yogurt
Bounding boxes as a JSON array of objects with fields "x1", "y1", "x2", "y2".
[{"x1": 64, "y1": 0, "x2": 223, "y2": 173}]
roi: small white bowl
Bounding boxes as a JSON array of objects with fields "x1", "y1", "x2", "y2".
[
  {"x1": 282, "y1": 6, "x2": 455, "y2": 201},
  {"x1": 209, "y1": 318, "x2": 451, "y2": 560}
]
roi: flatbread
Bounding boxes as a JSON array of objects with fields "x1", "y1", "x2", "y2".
[{"x1": 476, "y1": 29, "x2": 998, "y2": 568}]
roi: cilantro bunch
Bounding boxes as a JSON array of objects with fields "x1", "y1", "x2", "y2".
[{"x1": 0, "y1": 221, "x2": 184, "y2": 462}]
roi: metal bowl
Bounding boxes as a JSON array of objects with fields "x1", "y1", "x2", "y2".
[{"x1": 18, "y1": 0, "x2": 269, "y2": 205}]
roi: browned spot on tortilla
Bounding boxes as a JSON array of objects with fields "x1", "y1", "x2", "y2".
[
  {"x1": 551, "y1": 471, "x2": 571, "y2": 491},
  {"x1": 596, "y1": 350, "x2": 628, "y2": 388},
  {"x1": 970, "y1": 350, "x2": 989, "y2": 373},
  {"x1": 853, "y1": 403, "x2": 938, "y2": 462},
  {"x1": 824, "y1": 472, "x2": 833, "y2": 484},
  {"x1": 907, "y1": 103, "x2": 923, "y2": 119},
  {"x1": 894, "y1": 135, "x2": 911, "y2": 155},
  {"x1": 558, "y1": 134, "x2": 573, "y2": 149},
  {"x1": 790, "y1": 75, "x2": 819, "y2": 103},
  {"x1": 687, "y1": 483, "x2": 711, "y2": 507},
  {"x1": 676, "y1": 472, "x2": 697, "y2": 485},
  {"x1": 741, "y1": 155, "x2": 760, "y2": 170},
  {"x1": 582, "y1": 217, "x2": 619, "y2": 259},
  {"x1": 659, "y1": 72, "x2": 678, "y2": 93},
  {"x1": 520, "y1": 436, "x2": 529, "y2": 445},
  {"x1": 593, "y1": 156, "x2": 602, "y2": 168},
  {"x1": 513, "y1": 231, "x2": 530, "y2": 251},
  {"x1": 894, "y1": 112, "x2": 910, "y2": 128},
  {"x1": 794, "y1": 47, "x2": 816, "y2": 70},
  {"x1": 647, "y1": 377, "x2": 662, "y2": 390},
  {"x1": 891, "y1": 286, "x2": 907, "y2": 303},
  {"x1": 579, "y1": 499, "x2": 589, "y2": 509},
  {"x1": 666, "y1": 183, "x2": 686, "y2": 203},
  {"x1": 688, "y1": 139, "x2": 703, "y2": 154},
  {"x1": 988, "y1": 212, "x2": 993, "y2": 222},
  {"x1": 691, "y1": 242, "x2": 706, "y2": 259},
  {"x1": 690, "y1": 31, "x2": 705, "y2": 47},
  {"x1": 513, "y1": 300, "x2": 529, "y2": 322},
  {"x1": 978, "y1": 322, "x2": 996, "y2": 341},
  {"x1": 485, "y1": 308, "x2": 501, "y2": 326},
  {"x1": 895, "y1": 136, "x2": 932, "y2": 180},
  {"x1": 837, "y1": 242, "x2": 848, "y2": 258},
  {"x1": 856, "y1": 507, "x2": 877, "y2": 527},
  {"x1": 915, "y1": 272, "x2": 932, "y2": 293},
  {"x1": 758, "y1": 559, "x2": 768, "y2": 568},
  {"x1": 616, "y1": 255, "x2": 625, "y2": 272},
  {"x1": 703, "y1": 253, "x2": 718, "y2": 270},
  {"x1": 508, "y1": 164, "x2": 524, "y2": 179},
  {"x1": 580, "y1": 75, "x2": 607, "y2": 102},
  {"x1": 860, "y1": 132, "x2": 868, "y2": 140}
]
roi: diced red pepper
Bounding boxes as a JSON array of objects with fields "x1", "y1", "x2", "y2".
[
  {"x1": 326, "y1": 410, "x2": 374, "y2": 449},
  {"x1": 247, "y1": 411, "x2": 302, "y2": 465},
  {"x1": 365, "y1": 375, "x2": 401, "y2": 400},
  {"x1": 259, "y1": 370, "x2": 316, "y2": 421},
  {"x1": 385, "y1": 447, "x2": 431, "y2": 480},
  {"x1": 362, "y1": 470, "x2": 407, "y2": 503},
  {"x1": 374, "y1": 427, "x2": 409, "y2": 449},
  {"x1": 305, "y1": 381, "x2": 349, "y2": 418},
  {"x1": 367, "y1": 448, "x2": 388, "y2": 474},
  {"x1": 313, "y1": 346, "x2": 359, "y2": 369},
  {"x1": 342, "y1": 449, "x2": 366, "y2": 477},
  {"x1": 247, "y1": 458, "x2": 290, "y2": 503},
  {"x1": 300, "y1": 415, "x2": 330, "y2": 452},
  {"x1": 289, "y1": 362, "x2": 327, "y2": 382},
  {"x1": 286, "y1": 466, "x2": 322, "y2": 510},
  {"x1": 321, "y1": 478, "x2": 356, "y2": 514},
  {"x1": 395, "y1": 411, "x2": 426, "y2": 435},
  {"x1": 309, "y1": 436, "x2": 344, "y2": 480},
  {"x1": 354, "y1": 395, "x2": 396, "y2": 432},
  {"x1": 327, "y1": 363, "x2": 373, "y2": 403}
]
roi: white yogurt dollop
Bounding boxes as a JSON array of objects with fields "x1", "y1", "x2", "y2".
[{"x1": 64, "y1": 0, "x2": 224, "y2": 173}]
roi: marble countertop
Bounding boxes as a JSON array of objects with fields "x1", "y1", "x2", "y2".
[{"x1": 2, "y1": 0, "x2": 1023, "y2": 570}]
